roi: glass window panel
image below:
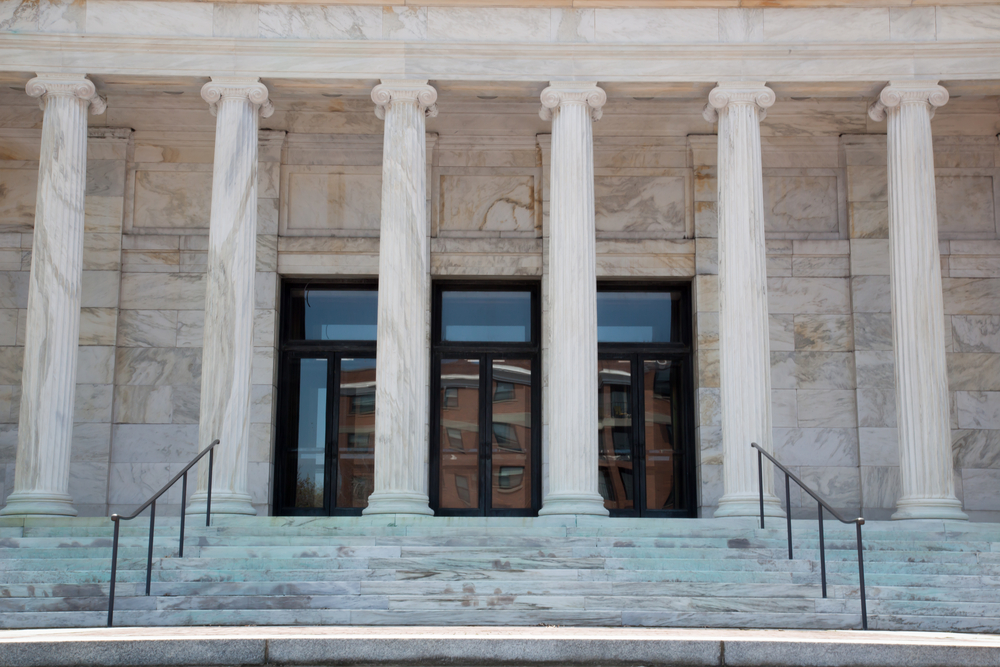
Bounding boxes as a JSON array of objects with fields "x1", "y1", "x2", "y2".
[
  {"x1": 441, "y1": 291, "x2": 531, "y2": 342},
  {"x1": 491, "y1": 359, "x2": 532, "y2": 509},
  {"x1": 337, "y1": 358, "x2": 376, "y2": 509},
  {"x1": 293, "y1": 358, "x2": 328, "y2": 509},
  {"x1": 597, "y1": 292, "x2": 680, "y2": 343},
  {"x1": 290, "y1": 289, "x2": 378, "y2": 341},
  {"x1": 439, "y1": 359, "x2": 480, "y2": 509},
  {"x1": 598, "y1": 359, "x2": 633, "y2": 511},
  {"x1": 644, "y1": 360, "x2": 679, "y2": 511}
]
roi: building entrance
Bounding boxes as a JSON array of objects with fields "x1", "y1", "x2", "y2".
[
  {"x1": 431, "y1": 283, "x2": 541, "y2": 516},
  {"x1": 597, "y1": 286, "x2": 696, "y2": 517},
  {"x1": 274, "y1": 283, "x2": 378, "y2": 516}
]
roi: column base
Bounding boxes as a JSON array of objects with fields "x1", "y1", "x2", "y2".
[
  {"x1": 186, "y1": 490, "x2": 256, "y2": 516},
  {"x1": 892, "y1": 497, "x2": 968, "y2": 521},
  {"x1": 363, "y1": 491, "x2": 433, "y2": 516},
  {"x1": 538, "y1": 492, "x2": 609, "y2": 517},
  {"x1": 714, "y1": 492, "x2": 785, "y2": 519},
  {"x1": 0, "y1": 491, "x2": 77, "y2": 517}
]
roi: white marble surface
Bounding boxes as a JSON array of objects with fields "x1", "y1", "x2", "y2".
[
  {"x1": 1, "y1": 75, "x2": 104, "y2": 518},
  {"x1": 704, "y1": 83, "x2": 782, "y2": 519},
  {"x1": 364, "y1": 80, "x2": 436, "y2": 516},
  {"x1": 538, "y1": 82, "x2": 607, "y2": 517},
  {"x1": 86, "y1": 0, "x2": 213, "y2": 37},
  {"x1": 439, "y1": 174, "x2": 536, "y2": 235},
  {"x1": 187, "y1": 78, "x2": 273, "y2": 517},
  {"x1": 868, "y1": 82, "x2": 966, "y2": 521},
  {"x1": 259, "y1": 4, "x2": 381, "y2": 40}
]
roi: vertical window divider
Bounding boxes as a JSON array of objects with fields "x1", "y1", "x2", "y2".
[
  {"x1": 481, "y1": 353, "x2": 492, "y2": 513},
  {"x1": 324, "y1": 352, "x2": 339, "y2": 515},
  {"x1": 634, "y1": 355, "x2": 646, "y2": 518}
]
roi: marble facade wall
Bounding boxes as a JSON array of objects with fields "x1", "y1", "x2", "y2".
[{"x1": 0, "y1": 89, "x2": 996, "y2": 520}]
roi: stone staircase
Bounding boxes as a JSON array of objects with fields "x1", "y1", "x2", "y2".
[{"x1": 1, "y1": 516, "x2": 998, "y2": 632}]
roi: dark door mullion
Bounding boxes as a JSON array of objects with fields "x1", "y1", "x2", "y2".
[
  {"x1": 324, "y1": 352, "x2": 339, "y2": 514},
  {"x1": 633, "y1": 354, "x2": 647, "y2": 517},
  {"x1": 481, "y1": 353, "x2": 492, "y2": 513}
]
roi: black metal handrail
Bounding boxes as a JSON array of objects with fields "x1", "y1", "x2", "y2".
[
  {"x1": 107, "y1": 439, "x2": 219, "y2": 627},
  {"x1": 751, "y1": 442, "x2": 868, "y2": 630}
]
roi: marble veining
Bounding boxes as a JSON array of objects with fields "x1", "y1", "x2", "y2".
[
  {"x1": 258, "y1": 4, "x2": 381, "y2": 40},
  {"x1": 869, "y1": 82, "x2": 966, "y2": 521},
  {"x1": 187, "y1": 78, "x2": 273, "y2": 518},
  {"x1": 1, "y1": 75, "x2": 104, "y2": 518},
  {"x1": 538, "y1": 82, "x2": 607, "y2": 517},
  {"x1": 704, "y1": 83, "x2": 782, "y2": 519},
  {"x1": 364, "y1": 80, "x2": 436, "y2": 517}
]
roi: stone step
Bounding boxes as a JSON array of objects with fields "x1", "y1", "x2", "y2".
[{"x1": 4, "y1": 535, "x2": 996, "y2": 554}]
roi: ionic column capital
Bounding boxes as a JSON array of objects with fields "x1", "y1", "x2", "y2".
[
  {"x1": 26, "y1": 74, "x2": 106, "y2": 115},
  {"x1": 868, "y1": 81, "x2": 949, "y2": 121},
  {"x1": 371, "y1": 80, "x2": 438, "y2": 120},
  {"x1": 702, "y1": 82, "x2": 775, "y2": 123},
  {"x1": 201, "y1": 77, "x2": 274, "y2": 119},
  {"x1": 539, "y1": 82, "x2": 607, "y2": 122}
]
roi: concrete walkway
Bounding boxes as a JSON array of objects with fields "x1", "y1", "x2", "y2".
[{"x1": 1, "y1": 626, "x2": 999, "y2": 667}]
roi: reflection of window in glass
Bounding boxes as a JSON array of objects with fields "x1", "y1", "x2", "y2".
[
  {"x1": 620, "y1": 469, "x2": 634, "y2": 501},
  {"x1": 347, "y1": 433, "x2": 371, "y2": 449},
  {"x1": 493, "y1": 381, "x2": 515, "y2": 402},
  {"x1": 598, "y1": 469, "x2": 615, "y2": 502},
  {"x1": 455, "y1": 475, "x2": 471, "y2": 504},
  {"x1": 492, "y1": 423, "x2": 521, "y2": 451},
  {"x1": 497, "y1": 466, "x2": 524, "y2": 490},
  {"x1": 612, "y1": 428, "x2": 631, "y2": 457},
  {"x1": 653, "y1": 370, "x2": 672, "y2": 398},
  {"x1": 349, "y1": 392, "x2": 375, "y2": 415},
  {"x1": 612, "y1": 388, "x2": 630, "y2": 418},
  {"x1": 444, "y1": 387, "x2": 459, "y2": 408},
  {"x1": 446, "y1": 427, "x2": 464, "y2": 450}
]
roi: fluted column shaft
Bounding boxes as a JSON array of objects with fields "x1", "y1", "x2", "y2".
[
  {"x1": 363, "y1": 80, "x2": 436, "y2": 515},
  {"x1": 2, "y1": 75, "x2": 105, "y2": 517},
  {"x1": 187, "y1": 78, "x2": 273, "y2": 516},
  {"x1": 538, "y1": 82, "x2": 608, "y2": 516},
  {"x1": 868, "y1": 82, "x2": 967, "y2": 521},
  {"x1": 704, "y1": 83, "x2": 783, "y2": 519}
]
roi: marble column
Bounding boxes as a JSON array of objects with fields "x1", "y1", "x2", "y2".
[
  {"x1": 363, "y1": 80, "x2": 436, "y2": 516},
  {"x1": 537, "y1": 82, "x2": 608, "y2": 517},
  {"x1": 1, "y1": 75, "x2": 105, "y2": 517},
  {"x1": 703, "y1": 83, "x2": 783, "y2": 519},
  {"x1": 868, "y1": 82, "x2": 967, "y2": 521},
  {"x1": 186, "y1": 78, "x2": 273, "y2": 516}
]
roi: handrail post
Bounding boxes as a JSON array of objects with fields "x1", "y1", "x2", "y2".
[
  {"x1": 785, "y1": 473, "x2": 793, "y2": 560},
  {"x1": 756, "y1": 446, "x2": 764, "y2": 529},
  {"x1": 818, "y1": 502, "x2": 826, "y2": 598},
  {"x1": 179, "y1": 472, "x2": 187, "y2": 558},
  {"x1": 857, "y1": 521, "x2": 868, "y2": 630},
  {"x1": 107, "y1": 517, "x2": 120, "y2": 627},
  {"x1": 146, "y1": 500, "x2": 156, "y2": 596},
  {"x1": 206, "y1": 447, "x2": 214, "y2": 527}
]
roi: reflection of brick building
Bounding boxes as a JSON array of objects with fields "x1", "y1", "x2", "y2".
[
  {"x1": 439, "y1": 359, "x2": 532, "y2": 510},
  {"x1": 337, "y1": 363, "x2": 376, "y2": 509},
  {"x1": 599, "y1": 360, "x2": 679, "y2": 513}
]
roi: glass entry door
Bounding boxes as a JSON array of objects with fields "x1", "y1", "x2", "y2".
[
  {"x1": 275, "y1": 283, "x2": 377, "y2": 515},
  {"x1": 598, "y1": 356, "x2": 687, "y2": 515},
  {"x1": 431, "y1": 284, "x2": 540, "y2": 516},
  {"x1": 597, "y1": 286, "x2": 695, "y2": 517}
]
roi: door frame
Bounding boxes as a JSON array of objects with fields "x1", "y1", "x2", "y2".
[
  {"x1": 429, "y1": 281, "x2": 542, "y2": 516},
  {"x1": 273, "y1": 279, "x2": 377, "y2": 517},
  {"x1": 597, "y1": 281, "x2": 697, "y2": 518}
]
